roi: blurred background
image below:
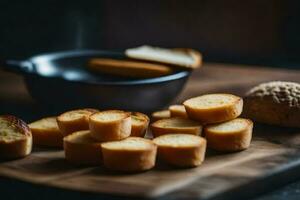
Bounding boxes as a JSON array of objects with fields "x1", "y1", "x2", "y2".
[{"x1": 0, "y1": 0, "x2": 300, "y2": 68}]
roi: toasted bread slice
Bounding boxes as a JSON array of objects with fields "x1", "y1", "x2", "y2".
[
  {"x1": 89, "y1": 110, "x2": 131, "y2": 142},
  {"x1": 151, "y1": 110, "x2": 170, "y2": 122},
  {"x1": 131, "y1": 112, "x2": 149, "y2": 137},
  {"x1": 204, "y1": 118, "x2": 253, "y2": 152},
  {"x1": 64, "y1": 130, "x2": 102, "y2": 165},
  {"x1": 125, "y1": 45, "x2": 202, "y2": 69},
  {"x1": 183, "y1": 94, "x2": 243, "y2": 124},
  {"x1": 151, "y1": 118, "x2": 202, "y2": 138},
  {"x1": 29, "y1": 117, "x2": 63, "y2": 147},
  {"x1": 0, "y1": 115, "x2": 32, "y2": 159},
  {"x1": 101, "y1": 137, "x2": 157, "y2": 172},
  {"x1": 153, "y1": 134, "x2": 206, "y2": 167},
  {"x1": 88, "y1": 58, "x2": 173, "y2": 78},
  {"x1": 169, "y1": 105, "x2": 188, "y2": 118},
  {"x1": 57, "y1": 108, "x2": 98, "y2": 136}
]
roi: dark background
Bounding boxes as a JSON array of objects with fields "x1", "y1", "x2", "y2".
[{"x1": 0, "y1": 0, "x2": 300, "y2": 68}]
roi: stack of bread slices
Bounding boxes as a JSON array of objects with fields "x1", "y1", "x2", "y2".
[
  {"x1": 151, "y1": 93, "x2": 253, "y2": 158},
  {"x1": 0, "y1": 93, "x2": 253, "y2": 172}
]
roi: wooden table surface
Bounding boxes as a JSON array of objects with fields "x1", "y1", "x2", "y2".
[{"x1": 0, "y1": 63, "x2": 300, "y2": 200}]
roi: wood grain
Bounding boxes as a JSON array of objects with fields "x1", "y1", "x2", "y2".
[{"x1": 0, "y1": 63, "x2": 300, "y2": 200}]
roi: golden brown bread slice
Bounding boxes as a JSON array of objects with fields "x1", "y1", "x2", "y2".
[
  {"x1": 131, "y1": 112, "x2": 149, "y2": 137},
  {"x1": 153, "y1": 134, "x2": 206, "y2": 167},
  {"x1": 88, "y1": 58, "x2": 173, "y2": 78},
  {"x1": 101, "y1": 137, "x2": 157, "y2": 172},
  {"x1": 183, "y1": 93, "x2": 243, "y2": 124},
  {"x1": 63, "y1": 130, "x2": 102, "y2": 165},
  {"x1": 151, "y1": 110, "x2": 170, "y2": 122},
  {"x1": 151, "y1": 118, "x2": 202, "y2": 137},
  {"x1": 0, "y1": 115, "x2": 32, "y2": 159},
  {"x1": 29, "y1": 117, "x2": 63, "y2": 147},
  {"x1": 169, "y1": 104, "x2": 188, "y2": 118},
  {"x1": 125, "y1": 45, "x2": 202, "y2": 69},
  {"x1": 89, "y1": 110, "x2": 131, "y2": 142},
  {"x1": 204, "y1": 118, "x2": 253, "y2": 152},
  {"x1": 57, "y1": 108, "x2": 98, "y2": 136}
]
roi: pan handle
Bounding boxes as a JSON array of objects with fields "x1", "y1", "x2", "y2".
[{"x1": 0, "y1": 59, "x2": 33, "y2": 74}]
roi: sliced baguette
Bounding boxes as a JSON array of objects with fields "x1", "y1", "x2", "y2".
[
  {"x1": 184, "y1": 94, "x2": 243, "y2": 124},
  {"x1": 169, "y1": 105, "x2": 188, "y2": 118},
  {"x1": 151, "y1": 110, "x2": 170, "y2": 122},
  {"x1": 89, "y1": 110, "x2": 131, "y2": 142},
  {"x1": 125, "y1": 45, "x2": 202, "y2": 69},
  {"x1": 63, "y1": 130, "x2": 102, "y2": 165},
  {"x1": 88, "y1": 58, "x2": 173, "y2": 78},
  {"x1": 29, "y1": 117, "x2": 63, "y2": 147},
  {"x1": 0, "y1": 115, "x2": 32, "y2": 159},
  {"x1": 131, "y1": 112, "x2": 149, "y2": 137},
  {"x1": 57, "y1": 108, "x2": 98, "y2": 136},
  {"x1": 151, "y1": 118, "x2": 202, "y2": 138},
  {"x1": 101, "y1": 137, "x2": 157, "y2": 172},
  {"x1": 153, "y1": 134, "x2": 206, "y2": 167},
  {"x1": 204, "y1": 118, "x2": 253, "y2": 152}
]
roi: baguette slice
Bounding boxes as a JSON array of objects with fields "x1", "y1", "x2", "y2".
[
  {"x1": 101, "y1": 137, "x2": 157, "y2": 172},
  {"x1": 57, "y1": 108, "x2": 98, "y2": 136},
  {"x1": 153, "y1": 134, "x2": 206, "y2": 167},
  {"x1": 125, "y1": 45, "x2": 202, "y2": 69},
  {"x1": 151, "y1": 110, "x2": 170, "y2": 122},
  {"x1": 89, "y1": 110, "x2": 131, "y2": 142},
  {"x1": 88, "y1": 58, "x2": 173, "y2": 78},
  {"x1": 183, "y1": 94, "x2": 243, "y2": 124},
  {"x1": 151, "y1": 118, "x2": 202, "y2": 138},
  {"x1": 0, "y1": 115, "x2": 32, "y2": 159},
  {"x1": 131, "y1": 112, "x2": 149, "y2": 137},
  {"x1": 29, "y1": 117, "x2": 63, "y2": 147},
  {"x1": 169, "y1": 105, "x2": 188, "y2": 118},
  {"x1": 204, "y1": 118, "x2": 253, "y2": 152},
  {"x1": 63, "y1": 130, "x2": 102, "y2": 165}
]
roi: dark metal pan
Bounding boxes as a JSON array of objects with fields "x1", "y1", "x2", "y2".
[{"x1": 0, "y1": 50, "x2": 191, "y2": 113}]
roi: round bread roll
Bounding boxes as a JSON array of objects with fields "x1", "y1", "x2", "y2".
[
  {"x1": 101, "y1": 137, "x2": 157, "y2": 172},
  {"x1": 151, "y1": 118, "x2": 202, "y2": 137},
  {"x1": 183, "y1": 94, "x2": 243, "y2": 124},
  {"x1": 0, "y1": 115, "x2": 32, "y2": 159},
  {"x1": 63, "y1": 130, "x2": 102, "y2": 165},
  {"x1": 89, "y1": 110, "x2": 131, "y2": 142},
  {"x1": 57, "y1": 108, "x2": 98, "y2": 136},
  {"x1": 29, "y1": 117, "x2": 63, "y2": 147},
  {"x1": 169, "y1": 105, "x2": 188, "y2": 118},
  {"x1": 151, "y1": 110, "x2": 170, "y2": 122},
  {"x1": 244, "y1": 81, "x2": 300, "y2": 128},
  {"x1": 204, "y1": 118, "x2": 253, "y2": 152},
  {"x1": 131, "y1": 112, "x2": 149, "y2": 137},
  {"x1": 153, "y1": 134, "x2": 206, "y2": 167}
]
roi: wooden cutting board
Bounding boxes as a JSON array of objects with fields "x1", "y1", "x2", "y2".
[{"x1": 0, "y1": 63, "x2": 300, "y2": 200}]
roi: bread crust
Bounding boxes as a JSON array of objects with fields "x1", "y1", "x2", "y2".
[
  {"x1": 29, "y1": 117, "x2": 63, "y2": 147},
  {"x1": 101, "y1": 137, "x2": 157, "y2": 172},
  {"x1": 131, "y1": 112, "x2": 149, "y2": 137},
  {"x1": 153, "y1": 134, "x2": 206, "y2": 167},
  {"x1": 244, "y1": 81, "x2": 300, "y2": 128},
  {"x1": 151, "y1": 118, "x2": 202, "y2": 138},
  {"x1": 151, "y1": 110, "x2": 170, "y2": 122},
  {"x1": 57, "y1": 108, "x2": 98, "y2": 136},
  {"x1": 0, "y1": 115, "x2": 32, "y2": 159},
  {"x1": 204, "y1": 118, "x2": 253, "y2": 152},
  {"x1": 169, "y1": 105, "x2": 188, "y2": 118},
  {"x1": 89, "y1": 110, "x2": 131, "y2": 142},
  {"x1": 183, "y1": 94, "x2": 243, "y2": 124},
  {"x1": 63, "y1": 130, "x2": 102, "y2": 165},
  {"x1": 88, "y1": 58, "x2": 173, "y2": 78}
]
